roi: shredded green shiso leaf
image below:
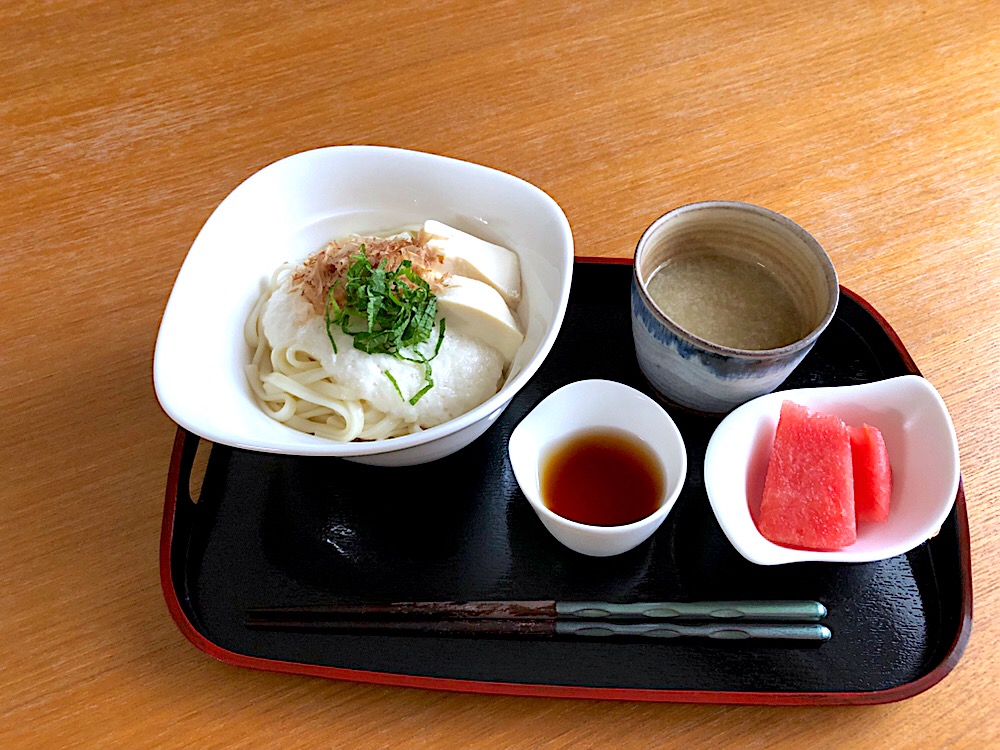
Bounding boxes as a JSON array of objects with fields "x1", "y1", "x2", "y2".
[{"x1": 324, "y1": 248, "x2": 445, "y2": 404}]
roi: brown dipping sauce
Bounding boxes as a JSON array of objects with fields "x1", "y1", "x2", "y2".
[{"x1": 540, "y1": 427, "x2": 665, "y2": 526}]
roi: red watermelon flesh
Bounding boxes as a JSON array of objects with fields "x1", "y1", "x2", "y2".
[
  {"x1": 849, "y1": 424, "x2": 893, "y2": 523},
  {"x1": 758, "y1": 401, "x2": 857, "y2": 550}
]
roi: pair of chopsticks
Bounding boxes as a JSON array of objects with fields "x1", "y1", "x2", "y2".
[{"x1": 245, "y1": 600, "x2": 831, "y2": 642}]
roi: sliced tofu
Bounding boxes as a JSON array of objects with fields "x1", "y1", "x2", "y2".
[
  {"x1": 436, "y1": 276, "x2": 523, "y2": 362},
  {"x1": 423, "y1": 220, "x2": 521, "y2": 308}
]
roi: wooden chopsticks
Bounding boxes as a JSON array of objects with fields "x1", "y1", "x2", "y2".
[{"x1": 245, "y1": 600, "x2": 831, "y2": 642}]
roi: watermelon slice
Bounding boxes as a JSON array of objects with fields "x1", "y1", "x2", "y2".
[
  {"x1": 849, "y1": 424, "x2": 893, "y2": 523},
  {"x1": 758, "y1": 401, "x2": 857, "y2": 550}
]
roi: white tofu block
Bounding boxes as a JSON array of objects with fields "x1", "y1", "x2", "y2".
[
  {"x1": 436, "y1": 276, "x2": 523, "y2": 362},
  {"x1": 423, "y1": 220, "x2": 522, "y2": 308}
]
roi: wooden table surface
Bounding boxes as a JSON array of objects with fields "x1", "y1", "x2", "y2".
[{"x1": 2, "y1": 1, "x2": 997, "y2": 747}]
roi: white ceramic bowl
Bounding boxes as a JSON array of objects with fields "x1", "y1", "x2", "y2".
[
  {"x1": 154, "y1": 146, "x2": 574, "y2": 465},
  {"x1": 704, "y1": 375, "x2": 960, "y2": 565},
  {"x1": 508, "y1": 380, "x2": 688, "y2": 557}
]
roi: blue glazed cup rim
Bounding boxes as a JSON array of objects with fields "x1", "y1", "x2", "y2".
[{"x1": 632, "y1": 201, "x2": 839, "y2": 359}]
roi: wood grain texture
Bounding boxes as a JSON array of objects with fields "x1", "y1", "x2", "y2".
[{"x1": 1, "y1": 0, "x2": 997, "y2": 747}]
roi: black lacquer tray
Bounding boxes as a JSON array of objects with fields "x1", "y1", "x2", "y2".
[{"x1": 160, "y1": 259, "x2": 971, "y2": 704}]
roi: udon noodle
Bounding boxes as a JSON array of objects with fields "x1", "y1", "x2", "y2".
[{"x1": 244, "y1": 226, "x2": 519, "y2": 442}]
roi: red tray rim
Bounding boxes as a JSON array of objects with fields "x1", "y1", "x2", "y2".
[{"x1": 159, "y1": 257, "x2": 973, "y2": 705}]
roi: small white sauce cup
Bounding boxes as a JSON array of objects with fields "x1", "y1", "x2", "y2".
[{"x1": 508, "y1": 380, "x2": 687, "y2": 557}]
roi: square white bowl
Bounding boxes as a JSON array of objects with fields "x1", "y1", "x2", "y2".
[
  {"x1": 154, "y1": 146, "x2": 574, "y2": 465},
  {"x1": 704, "y1": 376, "x2": 960, "y2": 564}
]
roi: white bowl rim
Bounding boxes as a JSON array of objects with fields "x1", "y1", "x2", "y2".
[
  {"x1": 510, "y1": 379, "x2": 688, "y2": 533},
  {"x1": 153, "y1": 145, "x2": 575, "y2": 457}
]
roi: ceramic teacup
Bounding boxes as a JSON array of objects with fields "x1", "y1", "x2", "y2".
[{"x1": 631, "y1": 201, "x2": 839, "y2": 414}]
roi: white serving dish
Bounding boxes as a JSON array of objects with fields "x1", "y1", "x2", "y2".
[
  {"x1": 508, "y1": 379, "x2": 688, "y2": 557},
  {"x1": 704, "y1": 375, "x2": 960, "y2": 565},
  {"x1": 154, "y1": 146, "x2": 574, "y2": 465}
]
